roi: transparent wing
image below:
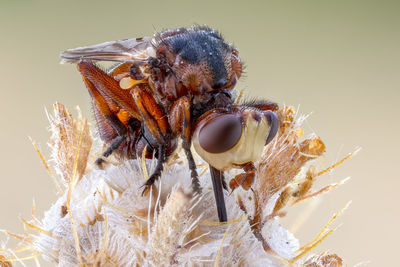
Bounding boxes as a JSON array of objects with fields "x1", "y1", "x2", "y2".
[{"x1": 60, "y1": 36, "x2": 155, "y2": 63}]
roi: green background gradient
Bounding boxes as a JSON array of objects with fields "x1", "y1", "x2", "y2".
[{"x1": 0, "y1": 0, "x2": 399, "y2": 265}]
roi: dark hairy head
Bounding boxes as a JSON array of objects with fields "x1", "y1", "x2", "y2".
[{"x1": 155, "y1": 26, "x2": 242, "y2": 94}]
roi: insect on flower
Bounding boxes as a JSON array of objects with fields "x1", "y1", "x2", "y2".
[{"x1": 61, "y1": 26, "x2": 279, "y2": 222}]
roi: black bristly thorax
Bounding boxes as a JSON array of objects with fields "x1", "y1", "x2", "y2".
[{"x1": 165, "y1": 28, "x2": 231, "y2": 88}]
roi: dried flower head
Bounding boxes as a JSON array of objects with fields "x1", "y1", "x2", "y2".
[
  {"x1": 49, "y1": 103, "x2": 92, "y2": 184},
  {"x1": 0, "y1": 103, "x2": 357, "y2": 266}
]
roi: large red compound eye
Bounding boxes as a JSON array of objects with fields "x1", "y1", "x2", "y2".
[{"x1": 198, "y1": 114, "x2": 243, "y2": 154}]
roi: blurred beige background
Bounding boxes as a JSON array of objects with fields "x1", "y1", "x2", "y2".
[{"x1": 0, "y1": 0, "x2": 398, "y2": 266}]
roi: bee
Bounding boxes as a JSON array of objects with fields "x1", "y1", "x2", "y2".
[{"x1": 61, "y1": 26, "x2": 278, "y2": 222}]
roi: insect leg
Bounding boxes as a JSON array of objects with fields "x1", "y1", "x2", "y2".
[
  {"x1": 184, "y1": 147, "x2": 201, "y2": 193},
  {"x1": 142, "y1": 144, "x2": 166, "y2": 189},
  {"x1": 95, "y1": 135, "x2": 126, "y2": 165},
  {"x1": 131, "y1": 87, "x2": 170, "y2": 192},
  {"x1": 131, "y1": 87, "x2": 169, "y2": 142},
  {"x1": 210, "y1": 165, "x2": 227, "y2": 222},
  {"x1": 229, "y1": 162, "x2": 256, "y2": 192},
  {"x1": 169, "y1": 97, "x2": 201, "y2": 194},
  {"x1": 80, "y1": 72, "x2": 129, "y2": 165}
]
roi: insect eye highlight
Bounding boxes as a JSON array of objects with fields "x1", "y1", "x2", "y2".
[{"x1": 198, "y1": 114, "x2": 243, "y2": 154}]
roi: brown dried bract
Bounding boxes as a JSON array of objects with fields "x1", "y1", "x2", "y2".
[
  {"x1": 255, "y1": 107, "x2": 326, "y2": 207},
  {"x1": 49, "y1": 103, "x2": 93, "y2": 183},
  {"x1": 273, "y1": 166, "x2": 318, "y2": 213},
  {"x1": 243, "y1": 106, "x2": 326, "y2": 253}
]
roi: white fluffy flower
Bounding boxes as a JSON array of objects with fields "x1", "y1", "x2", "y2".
[{"x1": 0, "y1": 104, "x2": 351, "y2": 267}]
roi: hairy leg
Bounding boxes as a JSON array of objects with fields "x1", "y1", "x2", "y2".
[
  {"x1": 169, "y1": 96, "x2": 201, "y2": 194},
  {"x1": 131, "y1": 87, "x2": 171, "y2": 192}
]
